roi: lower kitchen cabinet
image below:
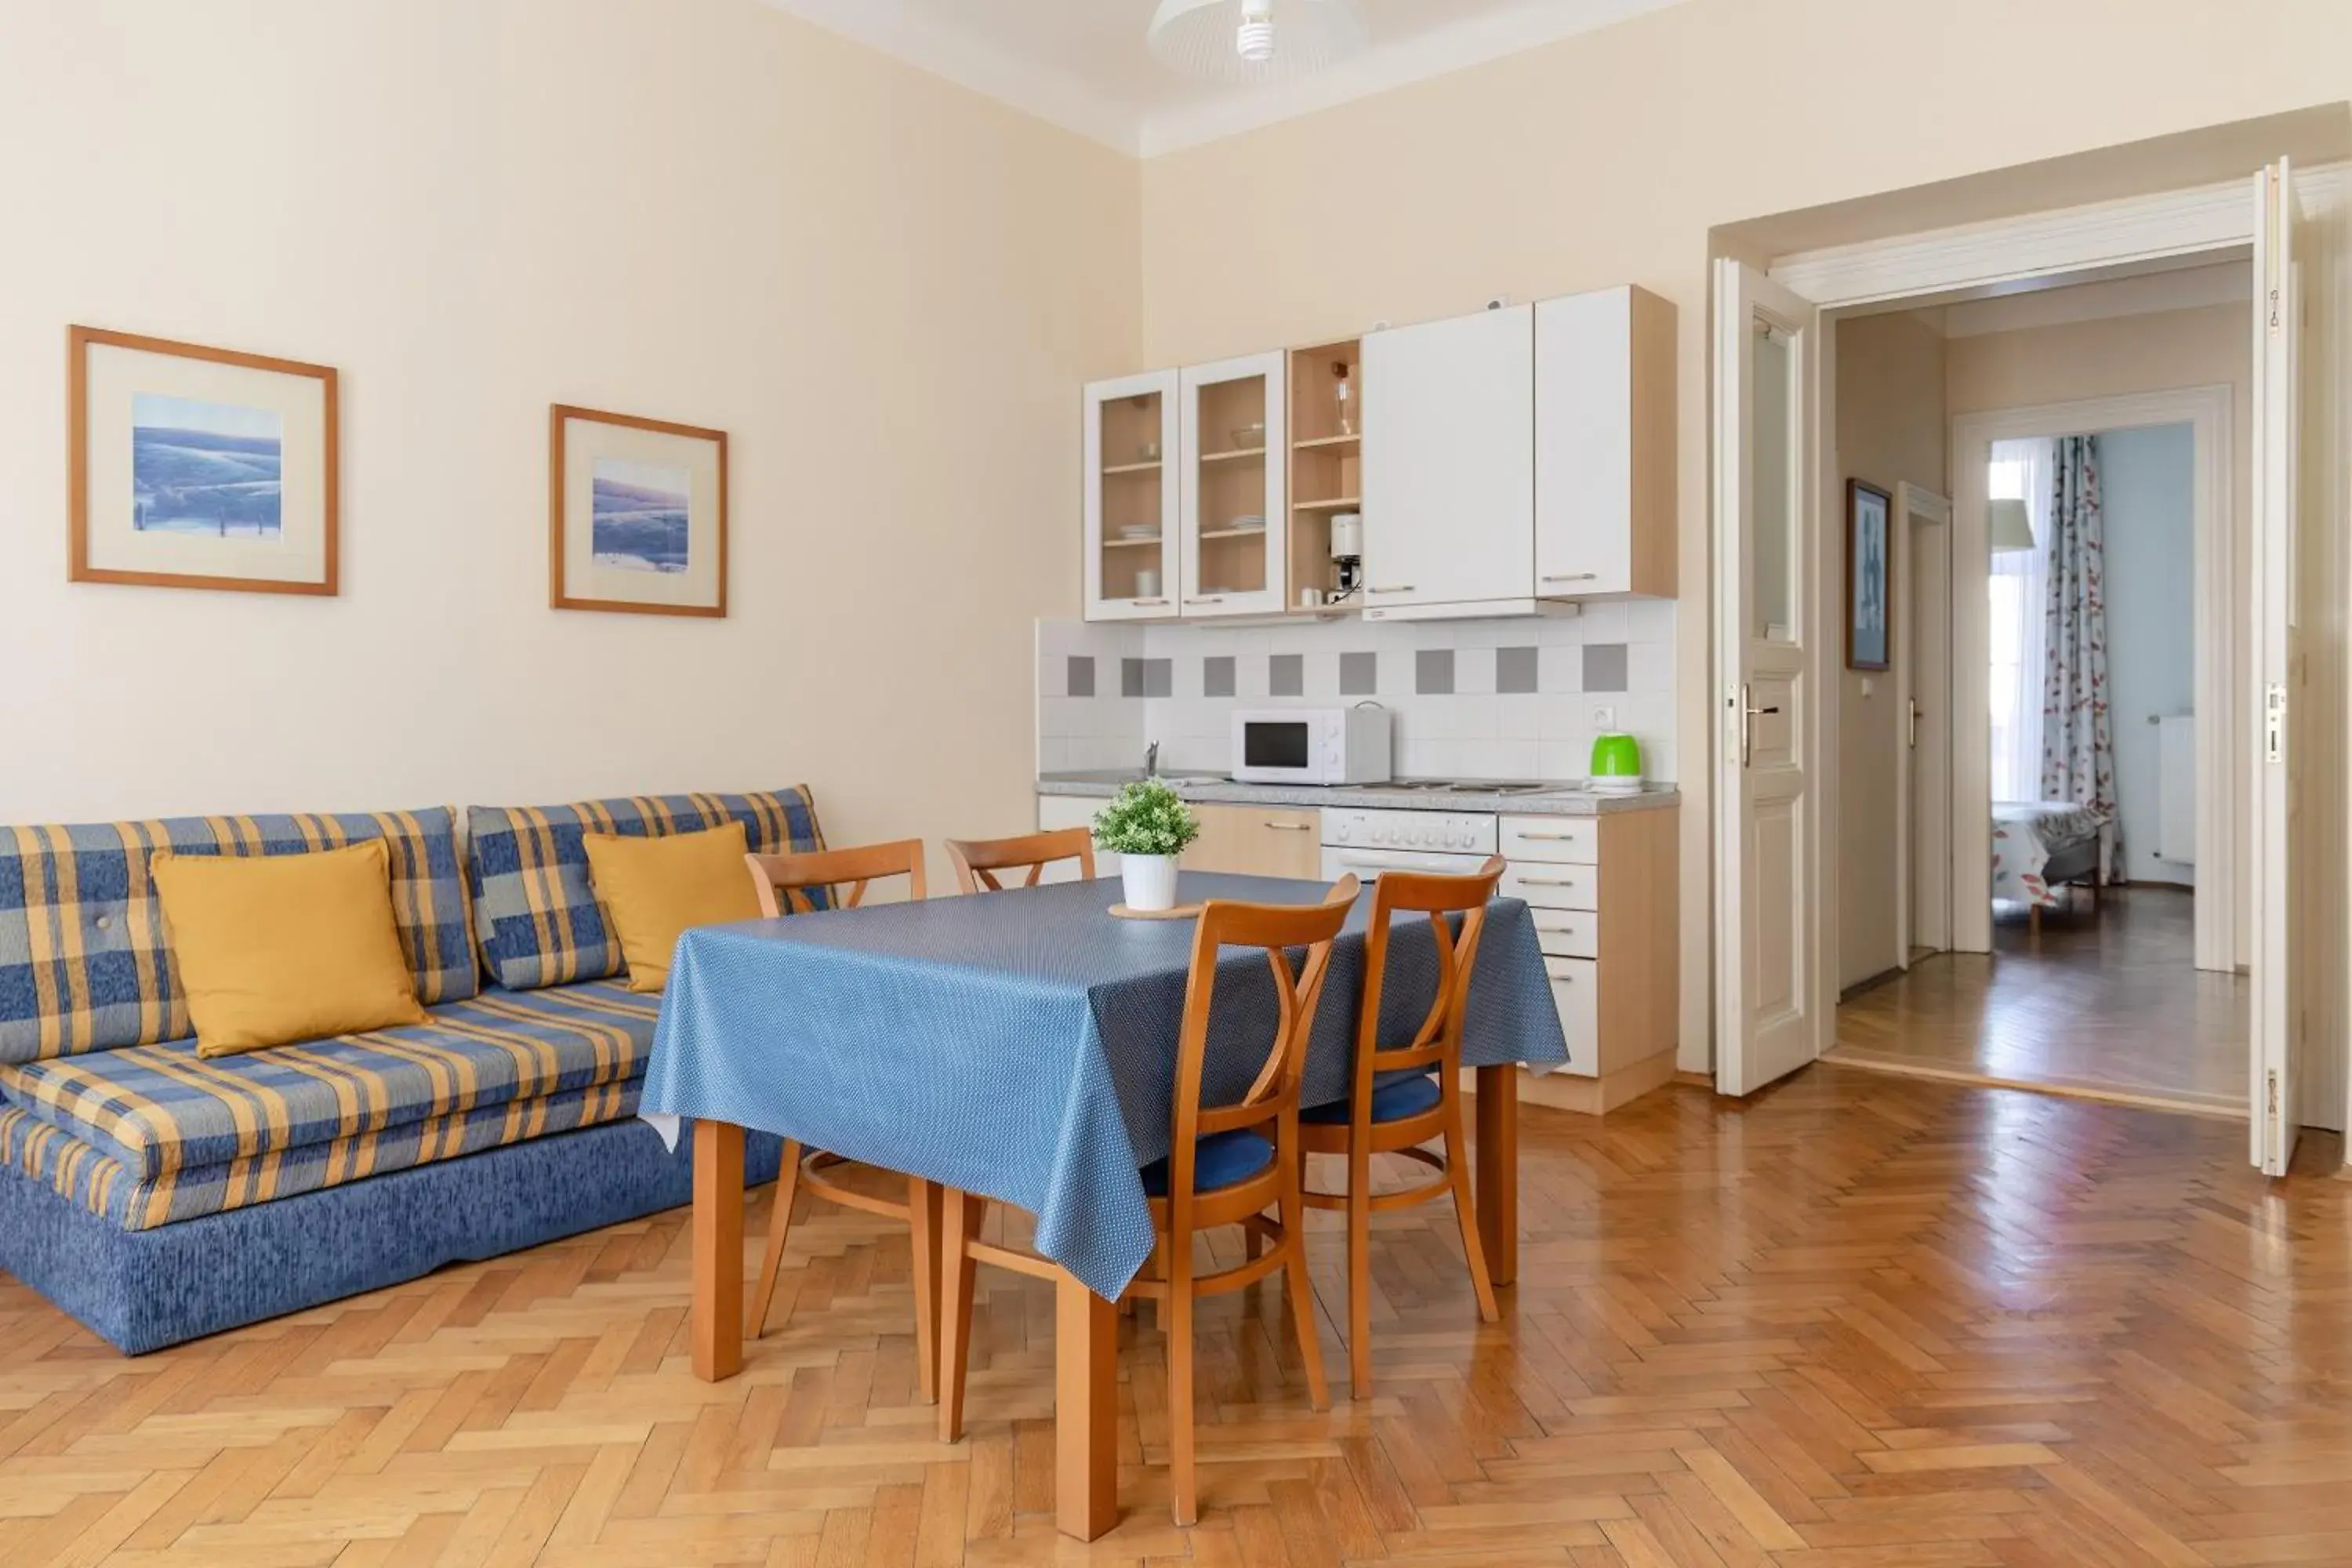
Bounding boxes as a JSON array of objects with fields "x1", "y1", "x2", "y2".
[
  {"x1": 1032, "y1": 795, "x2": 1319, "y2": 880},
  {"x1": 1486, "y1": 805, "x2": 1680, "y2": 1115}
]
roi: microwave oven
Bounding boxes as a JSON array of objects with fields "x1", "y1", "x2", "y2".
[{"x1": 1231, "y1": 707, "x2": 1393, "y2": 786}]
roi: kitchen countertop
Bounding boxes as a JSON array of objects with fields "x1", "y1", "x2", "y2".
[{"x1": 1036, "y1": 771, "x2": 1680, "y2": 816}]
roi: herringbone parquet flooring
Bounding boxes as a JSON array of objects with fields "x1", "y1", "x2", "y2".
[{"x1": 5, "y1": 1069, "x2": 2350, "y2": 1566}]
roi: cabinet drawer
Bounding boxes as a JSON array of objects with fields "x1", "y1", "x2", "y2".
[
  {"x1": 1530, "y1": 908, "x2": 1598, "y2": 960},
  {"x1": 1544, "y1": 956, "x2": 1597, "y2": 1062},
  {"x1": 1503, "y1": 862, "x2": 1599, "y2": 911},
  {"x1": 1500, "y1": 816, "x2": 1598, "y2": 864}
]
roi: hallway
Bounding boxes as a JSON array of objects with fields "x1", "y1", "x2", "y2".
[{"x1": 1831, "y1": 886, "x2": 2247, "y2": 1116}]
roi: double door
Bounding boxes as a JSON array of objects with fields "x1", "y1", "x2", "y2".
[{"x1": 1083, "y1": 354, "x2": 1287, "y2": 620}]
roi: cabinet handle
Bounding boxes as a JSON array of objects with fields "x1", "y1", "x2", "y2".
[
  {"x1": 1513, "y1": 830, "x2": 1582, "y2": 841},
  {"x1": 1188, "y1": 596, "x2": 1225, "y2": 605},
  {"x1": 1368, "y1": 584, "x2": 1416, "y2": 595},
  {"x1": 1263, "y1": 821, "x2": 1314, "y2": 832},
  {"x1": 1515, "y1": 874, "x2": 1578, "y2": 886},
  {"x1": 1543, "y1": 572, "x2": 1599, "y2": 583},
  {"x1": 1131, "y1": 597, "x2": 1170, "y2": 607}
]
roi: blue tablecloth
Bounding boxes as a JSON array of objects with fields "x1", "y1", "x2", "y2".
[{"x1": 641, "y1": 873, "x2": 1568, "y2": 1299}]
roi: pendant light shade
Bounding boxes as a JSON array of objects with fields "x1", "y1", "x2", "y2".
[{"x1": 1147, "y1": 0, "x2": 1370, "y2": 83}]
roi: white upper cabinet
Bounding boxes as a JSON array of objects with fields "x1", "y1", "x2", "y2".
[
  {"x1": 1536, "y1": 285, "x2": 1678, "y2": 599},
  {"x1": 1084, "y1": 370, "x2": 1181, "y2": 621},
  {"x1": 1178, "y1": 352, "x2": 1287, "y2": 619},
  {"x1": 1359, "y1": 305, "x2": 1537, "y2": 619}
]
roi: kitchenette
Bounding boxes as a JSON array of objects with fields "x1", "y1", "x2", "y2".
[{"x1": 1045, "y1": 283, "x2": 1684, "y2": 1114}]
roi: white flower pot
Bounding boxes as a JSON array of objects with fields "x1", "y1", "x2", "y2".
[{"x1": 1120, "y1": 854, "x2": 1179, "y2": 913}]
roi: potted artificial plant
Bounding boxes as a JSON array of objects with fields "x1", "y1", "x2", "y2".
[{"x1": 1092, "y1": 779, "x2": 1201, "y2": 913}]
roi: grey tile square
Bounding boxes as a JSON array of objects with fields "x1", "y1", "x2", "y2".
[
  {"x1": 1582, "y1": 643, "x2": 1629, "y2": 694},
  {"x1": 1416, "y1": 648, "x2": 1455, "y2": 695},
  {"x1": 1143, "y1": 659, "x2": 1173, "y2": 699},
  {"x1": 1269, "y1": 654, "x2": 1305, "y2": 698},
  {"x1": 1066, "y1": 655, "x2": 1095, "y2": 699},
  {"x1": 1203, "y1": 655, "x2": 1236, "y2": 699},
  {"x1": 1121, "y1": 658, "x2": 1145, "y2": 698},
  {"x1": 1496, "y1": 646, "x2": 1540, "y2": 695},
  {"x1": 1339, "y1": 651, "x2": 1378, "y2": 697}
]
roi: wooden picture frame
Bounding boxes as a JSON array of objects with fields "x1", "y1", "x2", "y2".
[
  {"x1": 69, "y1": 325, "x2": 339, "y2": 596},
  {"x1": 550, "y1": 405, "x2": 728, "y2": 618},
  {"x1": 1846, "y1": 478, "x2": 1892, "y2": 670}
]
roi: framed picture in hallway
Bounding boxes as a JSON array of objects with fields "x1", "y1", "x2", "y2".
[
  {"x1": 69, "y1": 326, "x2": 339, "y2": 596},
  {"x1": 550, "y1": 405, "x2": 728, "y2": 617},
  {"x1": 1847, "y1": 478, "x2": 1891, "y2": 670}
]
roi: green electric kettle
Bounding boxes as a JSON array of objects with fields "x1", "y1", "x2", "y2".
[{"x1": 1588, "y1": 731, "x2": 1644, "y2": 794}]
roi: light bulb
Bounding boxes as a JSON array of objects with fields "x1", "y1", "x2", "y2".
[{"x1": 1237, "y1": 0, "x2": 1275, "y2": 62}]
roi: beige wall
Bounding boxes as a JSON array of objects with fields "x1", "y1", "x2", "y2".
[
  {"x1": 1834, "y1": 313, "x2": 1946, "y2": 990},
  {"x1": 0, "y1": 0, "x2": 1139, "y2": 882},
  {"x1": 1947, "y1": 300, "x2": 2255, "y2": 966},
  {"x1": 1138, "y1": 0, "x2": 2352, "y2": 1069}
]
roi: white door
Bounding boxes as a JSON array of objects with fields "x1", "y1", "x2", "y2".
[
  {"x1": 1900, "y1": 485, "x2": 1954, "y2": 955},
  {"x1": 2250, "y1": 158, "x2": 2303, "y2": 1174},
  {"x1": 1083, "y1": 371, "x2": 1180, "y2": 621},
  {"x1": 1713, "y1": 260, "x2": 1826, "y2": 1097},
  {"x1": 1178, "y1": 352, "x2": 1287, "y2": 619},
  {"x1": 1360, "y1": 306, "x2": 1535, "y2": 615}
]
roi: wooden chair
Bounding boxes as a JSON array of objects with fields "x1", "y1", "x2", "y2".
[
  {"x1": 944, "y1": 826, "x2": 1094, "y2": 893},
  {"x1": 937, "y1": 877, "x2": 1359, "y2": 1527},
  {"x1": 742, "y1": 841, "x2": 946, "y2": 1395},
  {"x1": 1298, "y1": 855, "x2": 1505, "y2": 1398}
]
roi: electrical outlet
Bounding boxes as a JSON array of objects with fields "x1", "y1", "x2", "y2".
[{"x1": 1591, "y1": 705, "x2": 1617, "y2": 729}]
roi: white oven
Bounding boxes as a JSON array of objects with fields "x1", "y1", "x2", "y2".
[
  {"x1": 1319, "y1": 808, "x2": 1497, "y2": 879},
  {"x1": 1231, "y1": 706, "x2": 1393, "y2": 786}
]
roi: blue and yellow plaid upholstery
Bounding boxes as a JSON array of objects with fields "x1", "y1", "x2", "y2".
[
  {"x1": 468, "y1": 789, "x2": 824, "y2": 991},
  {"x1": 0, "y1": 980, "x2": 655, "y2": 1185},
  {"x1": 0, "y1": 1079, "x2": 641, "y2": 1231},
  {"x1": 0, "y1": 809, "x2": 477, "y2": 1065}
]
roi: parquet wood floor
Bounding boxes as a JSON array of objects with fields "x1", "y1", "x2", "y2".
[
  {"x1": 1832, "y1": 886, "x2": 2249, "y2": 1115},
  {"x1": 6, "y1": 1069, "x2": 2351, "y2": 1566}
]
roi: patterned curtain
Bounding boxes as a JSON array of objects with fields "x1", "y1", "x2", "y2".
[{"x1": 2040, "y1": 435, "x2": 2120, "y2": 875}]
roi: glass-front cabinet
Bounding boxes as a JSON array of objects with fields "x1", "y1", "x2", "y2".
[
  {"x1": 1178, "y1": 352, "x2": 1287, "y2": 619},
  {"x1": 1083, "y1": 370, "x2": 1181, "y2": 621}
]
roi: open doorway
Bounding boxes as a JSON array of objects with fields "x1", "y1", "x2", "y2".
[{"x1": 1828, "y1": 265, "x2": 2253, "y2": 1116}]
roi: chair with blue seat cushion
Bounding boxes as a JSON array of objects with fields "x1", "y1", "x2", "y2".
[
  {"x1": 938, "y1": 876, "x2": 1359, "y2": 1528},
  {"x1": 1298, "y1": 855, "x2": 1507, "y2": 1397}
]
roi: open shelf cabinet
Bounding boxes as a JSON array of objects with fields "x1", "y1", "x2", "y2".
[{"x1": 1287, "y1": 339, "x2": 1362, "y2": 612}]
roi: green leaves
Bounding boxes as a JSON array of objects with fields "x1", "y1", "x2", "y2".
[{"x1": 1090, "y1": 779, "x2": 1203, "y2": 858}]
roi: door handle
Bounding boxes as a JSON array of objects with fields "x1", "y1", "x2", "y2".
[
  {"x1": 1907, "y1": 697, "x2": 1920, "y2": 750},
  {"x1": 1740, "y1": 684, "x2": 1782, "y2": 768}
]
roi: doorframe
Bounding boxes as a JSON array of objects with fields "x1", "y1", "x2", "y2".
[
  {"x1": 1947, "y1": 388, "x2": 2236, "y2": 970},
  {"x1": 1893, "y1": 482, "x2": 1951, "y2": 964}
]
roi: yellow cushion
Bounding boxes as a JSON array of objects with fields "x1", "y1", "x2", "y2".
[
  {"x1": 151, "y1": 839, "x2": 431, "y2": 1058},
  {"x1": 582, "y1": 822, "x2": 763, "y2": 994}
]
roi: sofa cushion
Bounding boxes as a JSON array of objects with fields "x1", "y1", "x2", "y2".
[
  {"x1": 468, "y1": 789, "x2": 825, "y2": 991},
  {"x1": 0, "y1": 980, "x2": 655, "y2": 1181},
  {"x1": 0, "y1": 1078, "x2": 644, "y2": 1232},
  {"x1": 0, "y1": 809, "x2": 477, "y2": 1065}
]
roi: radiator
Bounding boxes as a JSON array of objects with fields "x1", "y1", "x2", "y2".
[{"x1": 2157, "y1": 714, "x2": 2196, "y2": 865}]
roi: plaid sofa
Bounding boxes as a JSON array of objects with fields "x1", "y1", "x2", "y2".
[{"x1": 0, "y1": 790, "x2": 818, "y2": 1352}]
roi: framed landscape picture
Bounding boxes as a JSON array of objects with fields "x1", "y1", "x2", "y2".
[
  {"x1": 70, "y1": 326, "x2": 338, "y2": 595},
  {"x1": 550, "y1": 405, "x2": 728, "y2": 617},
  {"x1": 1847, "y1": 478, "x2": 1892, "y2": 670}
]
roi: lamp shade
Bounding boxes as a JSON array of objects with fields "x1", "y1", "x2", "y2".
[
  {"x1": 1146, "y1": 0, "x2": 1370, "y2": 83},
  {"x1": 1990, "y1": 498, "x2": 2036, "y2": 553}
]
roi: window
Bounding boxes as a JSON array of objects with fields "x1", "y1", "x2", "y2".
[{"x1": 1987, "y1": 438, "x2": 2053, "y2": 804}]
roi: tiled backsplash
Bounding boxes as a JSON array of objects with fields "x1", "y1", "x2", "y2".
[{"x1": 1037, "y1": 602, "x2": 1676, "y2": 782}]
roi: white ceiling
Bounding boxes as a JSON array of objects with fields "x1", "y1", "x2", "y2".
[{"x1": 760, "y1": 0, "x2": 1691, "y2": 157}]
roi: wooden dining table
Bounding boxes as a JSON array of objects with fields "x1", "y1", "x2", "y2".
[{"x1": 640, "y1": 873, "x2": 1566, "y2": 1541}]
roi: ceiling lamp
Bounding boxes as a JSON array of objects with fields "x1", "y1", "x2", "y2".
[{"x1": 1147, "y1": 0, "x2": 1370, "y2": 83}]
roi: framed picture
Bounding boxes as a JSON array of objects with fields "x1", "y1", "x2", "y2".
[
  {"x1": 1846, "y1": 478, "x2": 1892, "y2": 670},
  {"x1": 550, "y1": 405, "x2": 728, "y2": 617},
  {"x1": 69, "y1": 326, "x2": 338, "y2": 596}
]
